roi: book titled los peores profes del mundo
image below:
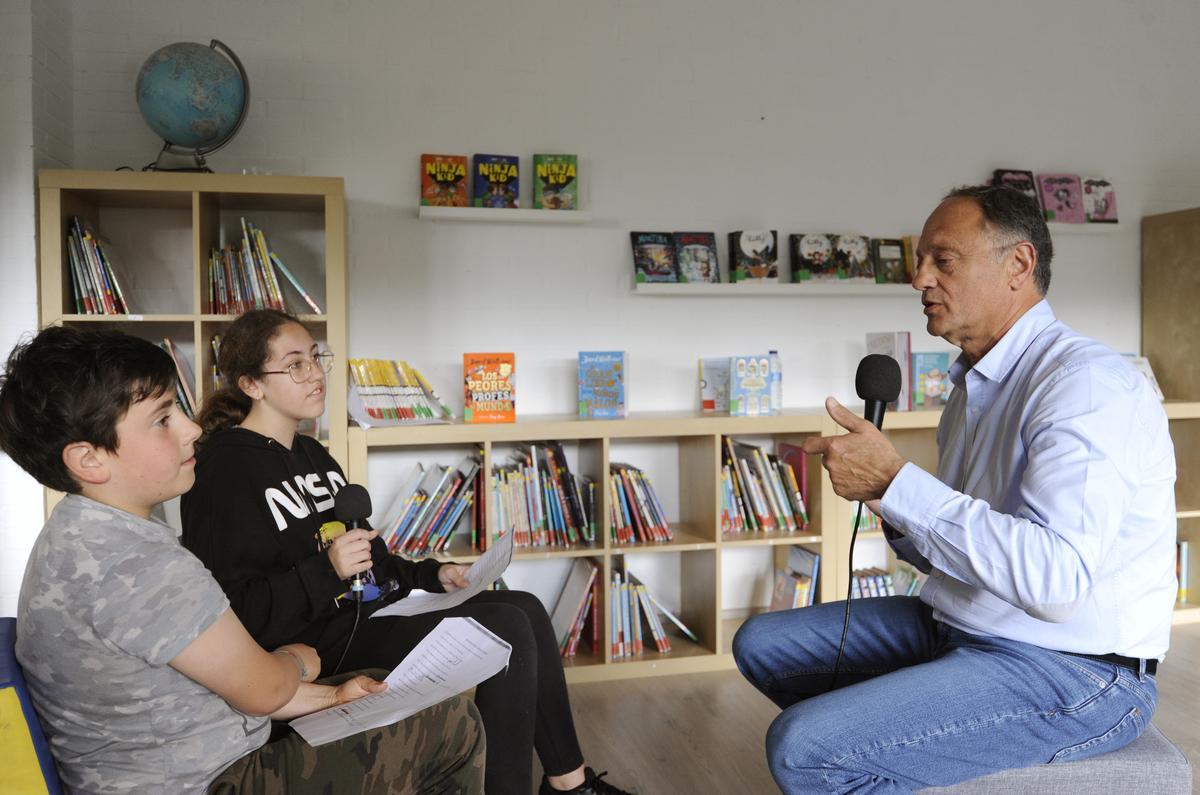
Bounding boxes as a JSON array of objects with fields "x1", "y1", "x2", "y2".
[
  {"x1": 463, "y1": 353, "x2": 516, "y2": 423},
  {"x1": 578, "y1": 351, "x2": 626, "y2": 419}
]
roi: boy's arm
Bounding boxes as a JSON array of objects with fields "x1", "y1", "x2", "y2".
[{"x1": 169, "y1": 608, "x2": 313, "y2": 716}]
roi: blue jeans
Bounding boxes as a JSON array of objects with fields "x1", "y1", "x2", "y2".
[{"x1": 732, "y1": 597, "x2": 1157, "y2": 794}]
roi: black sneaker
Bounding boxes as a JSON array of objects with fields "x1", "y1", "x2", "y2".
[{"x1": 539, "y1": 767, "x2": 635, "y2": 795}]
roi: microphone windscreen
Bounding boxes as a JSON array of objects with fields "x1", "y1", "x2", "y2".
[
  {"x1": 856, "y1": 354, "x2": 903, "y2": 404},
  {"x1": 334, "y1": 483, "x2": 373, "y2": 523}
]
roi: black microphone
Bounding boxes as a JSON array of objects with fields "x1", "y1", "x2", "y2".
[
  {"x1": 855, "y1": 353, "x2": 903, "y2": 430},
  {"x1": 334, "y1": 484, "x2": 373, "y2": 601}
]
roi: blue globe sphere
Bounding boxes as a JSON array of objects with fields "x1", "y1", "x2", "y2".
[{"x1": 136, "y1": 42, "x2": 246, "y2": 151}]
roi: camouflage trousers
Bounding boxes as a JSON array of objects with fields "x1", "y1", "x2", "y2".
[{"x1": 208, "y1": 671, "x2": 485, "y2": 795}]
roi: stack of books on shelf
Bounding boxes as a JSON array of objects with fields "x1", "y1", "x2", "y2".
[
  {"x1": 160, "y1": 337, "x2": 196, "y2": 418},
  {"x1": 891, "y1": 561, "x2": 927, "y2": 598},
  {"x1": 550, "y1": 559, "x2": 602, "y2": 658},
  {"x1": 378, "y1": 454, "x2": 483, "y2": 557},
  {"x1": 490, "y1": 443, "x2": 595, "y2": 551},
  {"x1": 850, "y1": 568, "x2": 896, "y2": 599},
  {"x1": 866, "y1": 332, "x2": 955, "y2": 410},
  {"x1": 349, "y1": 358, "x2": 454, "y2": 427},
  {"x1": 722, "y1": 439, "x2": 808, "y2": 536},
  {"x1": 207, "y1": 219, "x2": 321, "y2": 315},
  {"x1": 609, "y1": 463, "x2": 673, "y2": 544},
  {"x1": 768, "y1": 545, "x2": 821, "y2": 611},
  {"x1": 611, "y1": 571, "x2": 697, "y2": 658},
  {"x1": 66, "y1": 217, "x2": 129, "y2": 314}
]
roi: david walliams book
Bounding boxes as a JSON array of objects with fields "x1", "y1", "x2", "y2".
[
  {"x1": 578, "y1": 351, "x2": 626, "y2": 418},
  {"x1": 464, "y1": 352, "x2": 516, "y2": 423}
]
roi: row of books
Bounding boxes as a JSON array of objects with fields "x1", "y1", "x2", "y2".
[
  {"x1": 865, "y1": 332, "x2": 953, "y2": 411},
  {"x1": 632, "y1": 230, "x2": 919, "y2": 285},
  {"x1": 993, "y1": 168, "x2": 1117, "y2": 224},
  {"x1": 376, "y1": 455, "x2": 484, "y2": 556},
  {"x1": 161, "y1": 337, "x2": 196, "y2": 418},
  {"x1": 767, "y1": 546, "x2": 822, "y2": 611},
  {"x1": 698, "y1": 352, "x2": 782, "y2": 416},
  {"x1": 608, "y1": 463, "x2": 673, "y2": 544},
  {"x1": 421, "y1": 153, "x2": 579, "y2": 209},
  {"x1": 66, "y1": 216, "x2": 129, "y2": 314},
  {"x1": 348, "y1": 358, "x2": 455, "y2": 427},
  {"x1": 206, "y1": 219, "x2": 322, "y2": 316},
  {"x1": 722, "y1": 438, "x2": 809, "y2": 536},
  {"x1": 492, "y1": 444, "x2": 596, "y2": 550},
  {"x1": 549, "y1": 559, "x2": 601, "y2": 657}
]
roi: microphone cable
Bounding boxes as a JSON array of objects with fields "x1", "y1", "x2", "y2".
[
  {"x1": 830, "y1": 500, "x2": 866, "y2": 691},
  {"x1": 333, "y1": 592, "x2": 362, "y2": 675}
]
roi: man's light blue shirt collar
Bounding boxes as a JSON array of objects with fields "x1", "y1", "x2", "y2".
[{"x1": 948, "y1": 299, "x2": 1057, "y2": 388}]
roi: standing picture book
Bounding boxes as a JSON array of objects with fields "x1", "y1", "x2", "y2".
[
  {"x1": 911, "y1": 352, "x2": 952, "y2": 408},
  {"x1": 420, "y1": 154, "x2": 469, "y2": 207},
  {"x1": 769, "y1": 569, "x2": 811, "y2": 612},
  {"x1": 673, "y1": 232, "x2": 720, "y2": 283},
  {"x1": 631, "y1": 232, "x2": 678, "y2": 282},
  {"x1": 1082, "y1": 177, "x2": 1118, "y2": 223},
  {"x1": 578, "y1": 351, "x2": 626, "y2": 418},
  {"x1": 463, "y1": 353, "x2": 516, "y2": 423},
  {"x1": 785, "y1": 545, "x2": 820, "y2": 607},
  {"x1": 729, "y1": 354, "x2": 771, "y2": 417},
  {"x1": 533, "y1": 154, "x2": 578, "y2": 209},
  {"x1": 1036, "y1": 174, "x2": 1085, "y2": 223},
  {"x1": 789, "y1": 233, "x2": 836, "y2": 281},
  {"x1": 728, "y1": 230, "x2": 778, "y2": 282},
  {"x1": 871, "y1": 238, "x2": 909, "y2": 284},
  {"x1": 901, "y1": 234, "x2": 920, "y2": 277},
  {"x1": 992, "y1": 169, "x2": 1041, "y2": 209},
  {"x1": 473, "y1": 154, "x2": 519, "y2": 208},
  {"x1": 699, "y1": 357, "x2": 731, "y2": 413},
  {"x1": 834, "y1": 234, "x2": 873, "y2": 280},
  {"x1": 865, "y1": 332, "x2": 911, "y2": 411}
]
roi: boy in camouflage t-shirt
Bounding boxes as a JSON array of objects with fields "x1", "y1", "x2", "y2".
[{"x1": 0, "y1": 327, "x2": 485, "y2": 794}]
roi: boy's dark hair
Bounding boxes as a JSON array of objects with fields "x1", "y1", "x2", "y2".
[
  {"x1": 944, "y1": 184, "x2": 1054, "y2": 295},
  {"x1": 195, "y1": 309, "x2": 303, "y2": 438},
  {"x1": 0, "y1": 326, "x2": 177, "y2": 493}
]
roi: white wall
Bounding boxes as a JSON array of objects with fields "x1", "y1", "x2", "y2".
[{"x1": 6, "y1": 0, "x2": 1200, "y2": 612}]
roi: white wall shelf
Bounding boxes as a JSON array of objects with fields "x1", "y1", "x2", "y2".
[
  {"x1": 418, "y1": 206, "x2": 592, "y2": 224},
  {"x1": 633, "y1": 281, "x2": 917, "y2": 298}
]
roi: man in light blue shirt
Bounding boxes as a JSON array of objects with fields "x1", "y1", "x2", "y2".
[{"x1": 734, "y1": 184, "x2": 1176, "y2": 793}]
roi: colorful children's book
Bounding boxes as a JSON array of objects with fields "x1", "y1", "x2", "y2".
[
  {"x1": 865, "y1": 332, "x2": 911, "y2": 411},
  {"x1": 1082, "y1": 177, "x2": 1118, "y2": 223},
  {"x1": 420, "y1": 154, "x2": 469, "y2": 207},
  {"x1": 871, "y1": 238, "x2": 909, "y2": 284},
  {"x1": 729, "y1": 354, "x2": 771, "y2": 417},
  {"x1": 673, "y1": 232, "x2": 720, "y2": 283},
  {"x1": 473, "y1": 154, "x2": 519, "y2": 208},
  {"x1": 993, "y1": 169, "x2": 1041, "y2": 209},
  {"x1": 789, "y1": 233, "x2": 836, "y2": 281},
  {"x1": 728, "y1": 230, "x2": 778, "y2": 282},
  {"x1": 631, "y1": 232, "x2": 678, "y2": 282},
  {"x1": 1037, "y1": 174, "x2": 1085, "y2": 223},
  {"x1": 911, "y1": 352, "x2": 952, "y2": 408},
  {"x1": 699, "y1": 357, "x2": 731, "y2": 413},
  {"x1": 785, "y1": 545, "x2": 820, "y2": 607},
  {"x1": 768, "y1": 569, "x2": 811, "y2": 611},
  {"x1": 533, "y1": 154, "x2": 578, "y2": 209},
  {"x1": 834, "y1": 234, "x2": 873, "y2": 280},
  {"x1": 901, "y1": 234, "x2": 920, "y2": 276},
  {"x1": 578, "y1": 351, "x2": 626, "y2": 419},
  {"x1": 463, "y1": 352, "x2": 516, "y2": 423}
]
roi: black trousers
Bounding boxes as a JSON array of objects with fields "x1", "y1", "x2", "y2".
[{"x1": 318, "y1": 589, "x2": 585, "y2": 795}]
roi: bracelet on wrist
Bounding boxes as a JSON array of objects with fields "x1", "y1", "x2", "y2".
[{"x1": 274, "y1": 648, "x2": 308, "y2": 680}]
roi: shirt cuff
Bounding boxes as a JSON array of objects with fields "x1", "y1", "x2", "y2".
[{"x1": 880, "y1": 461, "x2": 958, "y2": 547}]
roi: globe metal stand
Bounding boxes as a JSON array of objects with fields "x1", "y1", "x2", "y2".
[{"x1": 142, "y1": 40, "x2": 250, "y2": 173}]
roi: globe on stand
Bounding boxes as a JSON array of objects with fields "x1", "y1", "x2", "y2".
[{"x1": 136, "y1": 40, "x2": 250, "y2": 172}]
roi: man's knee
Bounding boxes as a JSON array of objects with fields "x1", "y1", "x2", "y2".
[
  {"x1": 766, "y1": 707, "x2": 828, "y2": 791},
  {"x1": 732, "y1": 612, "x2": 774, "y2": 678}
]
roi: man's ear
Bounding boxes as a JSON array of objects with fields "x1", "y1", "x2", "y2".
[
  {"x1": 1008, "y1": 241, "x2": 1038, "y2": 291},
  {"x1": 237, "y1": 374, "x2": 263, "y2": 401},
  {"x1": 63, "y1": 442, "x2": 111, "y2": 486}
]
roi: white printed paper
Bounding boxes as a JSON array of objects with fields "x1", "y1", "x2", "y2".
[
  {"x1": 290, "y1": 616, "x2": 511, "y2": 746},
  {"x1": 370, "y1": 530, "x2": 515, "y2": 618}
]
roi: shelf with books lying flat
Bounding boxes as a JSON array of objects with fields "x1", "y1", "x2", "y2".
[
  {"x1": 417, "y1": 206, "x2": 593, "y2": 224},
  {"x1": 633, "y1": 281, "x2": 917, "y2": 297}
]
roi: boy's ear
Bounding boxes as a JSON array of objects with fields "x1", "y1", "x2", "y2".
[
  {"x1": 237, "y1": 374, "x2": 263, "y2": 401},
  {"x1": 62, "y1": 442, "x2": 111, "y2": 486}
]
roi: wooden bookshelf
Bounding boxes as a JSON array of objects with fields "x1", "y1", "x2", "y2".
[{"x1": 37, "y1": 169, "x2": 348, "y2": 513}]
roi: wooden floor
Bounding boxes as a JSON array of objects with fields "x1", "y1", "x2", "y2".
[{"x1": 552, "y1": 622, "x2": 1200, "y2": 794}]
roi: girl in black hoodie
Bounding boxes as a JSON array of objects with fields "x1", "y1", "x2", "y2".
[{"x1": 181, "y1": 310, "x2": 631, "y2": 795}]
